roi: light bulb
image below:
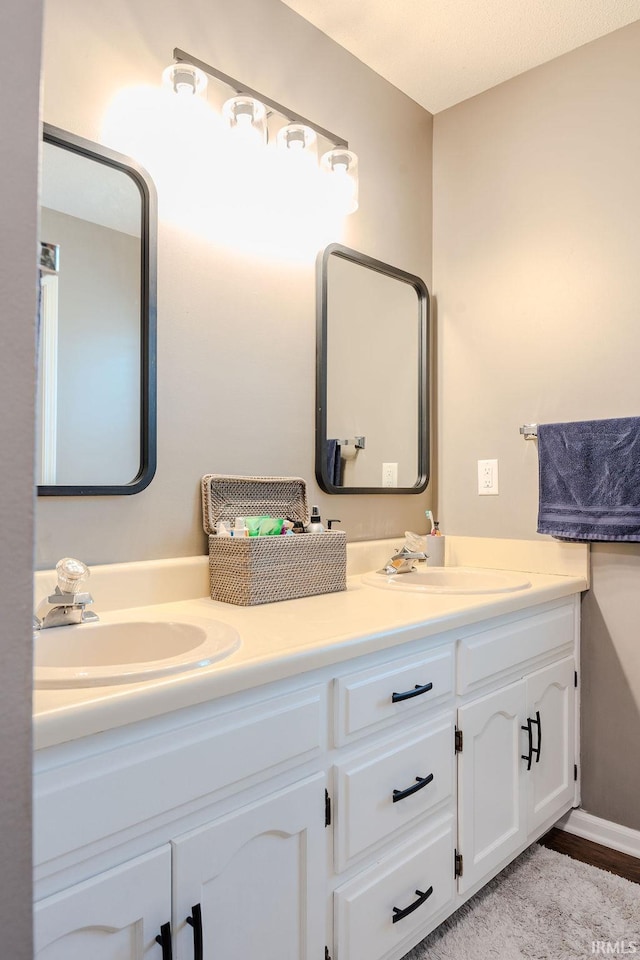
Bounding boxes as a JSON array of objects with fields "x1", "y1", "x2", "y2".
[
  {"x1": 162, "y1": 63, "x2": 207, "y2": 97},
  {"x1": 277, "y1": 123, "x2": 317, "y2": 158},
  {"x1": 321, "y1": 149, "x2": 359, "y2": 215},
  {"x1": 223, "y1": 96, "x2": 267, "y2": 145}
]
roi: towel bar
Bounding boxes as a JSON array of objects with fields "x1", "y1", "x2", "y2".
[
  {"x1": 519, "y1": 424, "x2": 538, "y2": 440},
  {"x1": 337, "y1": 436, "x2": 366, "y2": 450}
]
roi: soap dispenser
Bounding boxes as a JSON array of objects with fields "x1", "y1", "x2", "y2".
[{"x1": 306, "y1": 505, "x2": 325, "y2": 533}]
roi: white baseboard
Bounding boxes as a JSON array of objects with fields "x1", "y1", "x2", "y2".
[{"x1": 556, "y1": 809, "x2": 640, "y2": 859}]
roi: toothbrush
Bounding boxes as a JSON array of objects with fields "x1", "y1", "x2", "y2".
[{"x1": 425, "y1": 509, "x2": 435, "y2": 534}]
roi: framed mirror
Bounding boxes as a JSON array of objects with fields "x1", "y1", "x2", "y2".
[
  {"x1": 316, "y1": 243, "x2": 429, "y2": 494},
  {"x1": 37, "y1": 124, "x2": 157, "y2": 496}
]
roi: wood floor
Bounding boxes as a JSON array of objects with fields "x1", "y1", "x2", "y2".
[{"x1": 539, "y1": 827, "x2": 640, "y2": 885}]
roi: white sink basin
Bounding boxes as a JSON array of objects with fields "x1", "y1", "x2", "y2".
[
  {"x1": 34, "y1": 618, "x2": 241, "y2": 689},
  {"x1": 362, "y1": 566, "x2": 532, "y2": 595}
]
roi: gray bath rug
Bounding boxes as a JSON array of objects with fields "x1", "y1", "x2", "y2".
[{"x1": 403, "y1": 843, "x2": 640, "y2": 960}]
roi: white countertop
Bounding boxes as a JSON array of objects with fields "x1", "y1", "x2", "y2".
[{"x1": 33, "y1": 539, "x2": 588, "y2": 751}]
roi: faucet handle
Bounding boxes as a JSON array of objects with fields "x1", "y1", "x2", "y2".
[{"x1": 56, "y1": 557, "x2": 90, "y2": 595}]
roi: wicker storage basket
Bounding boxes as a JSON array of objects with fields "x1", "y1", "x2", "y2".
[{"x1": 201, "y1": 475, "x2": 347, "y2": 606}]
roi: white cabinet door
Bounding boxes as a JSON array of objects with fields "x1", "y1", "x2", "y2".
[
  {"x1": 457, "y1": 680, "x2": 527, "y2": 893},
  {"x1": 526, "y1": 657, "x2": 575, "y2": 832},
  {"x1": 172, "y1": 774, "x2": 326, "y2": 960},
  {"x1": 34, "y1": 847, "x2": 171, "y2": 960}
]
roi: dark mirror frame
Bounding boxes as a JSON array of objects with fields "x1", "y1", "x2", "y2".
[
  {"x1": 316, "y1": 243, "x2": 430, "y2": 495},
  {"x1": 38, "y1": 123, "x2": 157, "y2": 496}
]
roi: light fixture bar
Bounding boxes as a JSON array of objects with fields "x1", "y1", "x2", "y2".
[{"x1": 173, "y1": 47, "x2": 349, "y2": 149}]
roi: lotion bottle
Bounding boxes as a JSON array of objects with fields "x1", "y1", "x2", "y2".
[{"x1": 305, "y1": 505, "x2": 325, "y2": 533}]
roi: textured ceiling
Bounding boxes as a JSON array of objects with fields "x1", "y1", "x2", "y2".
[{"x1": 280, "y1": 0, "x2": 640, "y2": 113}]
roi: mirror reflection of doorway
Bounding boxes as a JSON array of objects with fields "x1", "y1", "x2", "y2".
[{"x1": 37, "y1": 273, "x2": 59, "y2": 485}]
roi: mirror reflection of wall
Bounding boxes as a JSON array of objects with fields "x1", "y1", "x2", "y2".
[
  {"x1": 37, "y1": 128, "x2": 157, "y2": 495},
  {"x1": 317, "y1": 244, "x2": 429, "y2": 494},
  {"x1": 327, "y1": 257, "x2": 420, "y2": 487}
]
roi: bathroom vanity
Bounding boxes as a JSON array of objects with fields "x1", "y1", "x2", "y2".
[{"x1": 33, "y1": 539, "x2": 587, "y2": 960}]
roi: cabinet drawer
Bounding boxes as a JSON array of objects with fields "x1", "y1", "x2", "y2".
[
  {"x1": 335, "y1": 717, "x2": 455, "y2": 871},
  {"x1": 335, "y1": 644, "x2": 454, "y2": 745},
  {"x1": 34, "y1": 685, "x2": 326, "y2": 866},
  {"x1": 335, "y1": 820, "x2": 455, "y2": 960},
  {"x1": 457, "y1": 602, "x2": 575, "y2": 695}
]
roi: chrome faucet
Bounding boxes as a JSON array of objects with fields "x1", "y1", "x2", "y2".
[
  {"x1": 379, "y1": 546, "x2": 429, "y2": 575},
  {"x1": 34, "y1": 557, "x2": 99, "y2": 629}
]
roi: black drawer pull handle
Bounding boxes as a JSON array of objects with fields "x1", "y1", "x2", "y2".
[
  {"x1": 531, "y1": 710, "x2": 542, "y2": 763},
  {"x1": 392, "y1": 682, "x2": 433, "y2": 703},
  {"x1": 521, "y1": 718, "x2": 533, "y2": 771},
  {"x1": 186, "y1": 904, "x2": 203, "y2": 960},
  {"x1": 393, "y1": 773, "x2": 434, "y2": 803},
  {"x1": 392, "y1": 885, "x2": 434, "y2": 923},
  {"x1": 155, "y1": 921, "x2": 173, "y2": 960}
]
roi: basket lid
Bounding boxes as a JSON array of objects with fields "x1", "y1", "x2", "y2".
[{"x1": 201, "y1": 474, "x2": 309, "y2": 534}]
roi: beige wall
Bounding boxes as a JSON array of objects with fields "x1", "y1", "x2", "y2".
[
  {"x1": 37, "y1": 0, "x2": 433, "y2": 568},
  {"x1": 434, "y1": 23, "x2": 640, "y2": 829},
  {"x1": 0, "y1": 0, "x2": 42, "y2": 953}
]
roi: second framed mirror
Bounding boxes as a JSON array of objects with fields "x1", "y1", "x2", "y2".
[{"x1": 316, "y1": 243, "x2": 430, "y2": 494}]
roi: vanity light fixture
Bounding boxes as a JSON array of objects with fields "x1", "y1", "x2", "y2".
[
  {"x1": 163, "y1": 48, "x2": 360, "y2": 214},
  {"x1": 223, "y1": 96, "x2": 267, "y2": 144},
  {"x1": 162, "y1": 62, "x2": 207, "y2": 97}
]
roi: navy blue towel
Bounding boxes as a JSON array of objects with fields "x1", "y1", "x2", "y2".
[
  {"x1": 326, "y1": 439, "x2": 342, "y2": 487},
  {"x1": 537, "y1": 417, "x2": 640, "y2": 541}
]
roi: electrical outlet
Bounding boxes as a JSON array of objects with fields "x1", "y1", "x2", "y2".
[
  {"x1": 382, "y1": 462, "x2": 398, "y2": 487},
  {"x1": 478, "y1": 459, "x2": 499, "y2": 495}
]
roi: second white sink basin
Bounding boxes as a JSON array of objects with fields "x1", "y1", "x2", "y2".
[
  {"x1": 34, "y1": 618, "x2": 241, "y2": 688},
  {"x1": 362, "y1": 566, "x2": 532, "y2": 595}
]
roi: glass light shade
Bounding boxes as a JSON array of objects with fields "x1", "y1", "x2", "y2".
[
  {"x1": 222, "y1": 96, "x2": 268, "y2": 144},
  {"x1": 277, "y1": 123, "x2": 317, "y2": 158},
  {"x1": 162, "y1": 63, "x2": 207, "y2": 97},
  {"x1": 321, "y1": 149, "x2": 359, "y2": 214}
]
